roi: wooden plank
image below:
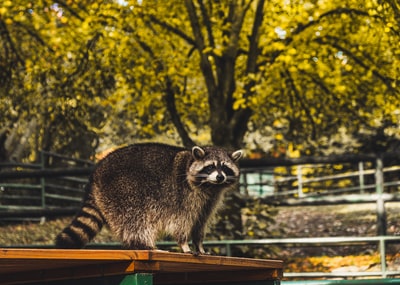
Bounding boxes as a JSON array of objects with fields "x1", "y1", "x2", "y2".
[
  {"x1": 1, "y1": 261, "x2": 135, "y2": 284},
  {"x1": 0, "y1": 249, "x2": 145, "y2": 284},
  {"x1": 0, "y1": 249, "x2": 283, "y2": 271},
  {"x1": 1, "y1": 248, "x2": 140, "y2": 261},
  {"x1": 135, "y1": 251, "x2": 283, "y2": 270},
  {"x1": 0, "y1": 249, "x2": 283, "y2": 284}
]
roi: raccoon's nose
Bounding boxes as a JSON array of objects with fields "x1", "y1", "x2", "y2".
[{"x1": 216, "y1": 174, "x2": 225, "y2": 183}]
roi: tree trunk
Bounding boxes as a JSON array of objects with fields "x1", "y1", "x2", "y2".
[
  {"x1": 10, "y1": 119, "x2": 37, "y2": 162},
  {"x1": 183, "y1": 1, "x2": 265, "y2": 244},
  {"x1": 164, "y1": 77, "x2": 196, "y2": 148},
  {"x1": 0, "y1": 128, "x2": 9, "y2": 162}
]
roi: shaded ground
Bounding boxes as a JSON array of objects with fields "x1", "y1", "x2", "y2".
[
  {"x1": 0, "y1": 217, "x2": 116, "y2": 246},
  {"x1": 270, "y1": 202, "x2": 400, "y2": 256},
  {"x1": 273, "y1": 202, "x2": 400, "y2": 238}
]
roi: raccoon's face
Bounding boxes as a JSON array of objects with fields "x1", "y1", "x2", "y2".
[{"x1": 188, "y1": 146, "x2": 243, "y2": 187}]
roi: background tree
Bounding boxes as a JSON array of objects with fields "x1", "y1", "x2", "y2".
[
  {"x1": 0, "y1": 1, "x2": 115, "y2": 160},
  {"x1": 129, "y1": 0, "x2": 400, "y2": 153},
  {"x1": 1, "y1": 0, "x2": 399, "y2": 160}
]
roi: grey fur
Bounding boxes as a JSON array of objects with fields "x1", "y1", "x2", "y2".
[{"x1": 55, "y1": 143, "x2": 243, "y2": 254}]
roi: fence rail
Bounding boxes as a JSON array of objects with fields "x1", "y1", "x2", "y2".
[
  {"x1": 1, "y1": 152, "x2": 399, "y2": 210},
  {"x1": 240, "y1": 159, "x2": 400, "y2": 203},
  {"x1": 0, "y1": 151, "x2": 92, "y2": 215}
]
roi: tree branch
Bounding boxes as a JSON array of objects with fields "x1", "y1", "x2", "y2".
[
  {"x1": 185, "y1": 0, "x2": 217, "y2": 100},
  {"x1": 197, "y1": 0, "x2": 215, "y2": 47},
  {"x1": 284, "y1": 68, "x2": 317, "y2": 140},
  {"x1": 164, "y1": 78, "x2": 196, "y2": 148},
  {"x1": 0, "y1": 20, "x2": 26, "y2": 66},
  {"x1": 265, "y1": 7, "x2": 383, "y2": 67},
  {"x1": 56, "y1": 0, "x2": 85, "y2": 21},
  {"x1": 246, "y1": 0, "x2": 264, "y2": 74},
  {"x1": 61, "y1": 33, "x2": 101, "y2": 89},
  {"x1": 315, "y1": 35, "x2": 398, "y2": 92},
  {"x1": 132, "y1": 31, "x2": 194, "y2": 147},
  {"x1": 13, "y1": 21, "x2": 54, "y2": 53},
  {"x1": 148, "y1": 15, "x2": 197, "y2": 47},
  {"x1": 291, "y1": 8, "x2": 380, "y2": 38},
  {"x1": 228, "y1": 0, "x2": 263, "y2": 147}
]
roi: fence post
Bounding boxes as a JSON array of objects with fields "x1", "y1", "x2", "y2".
[
  {"x1": 297, "y1": 165, "x2": 304, "y2": 198},
  {"x1": 375, "y1": 156, "x2": 387, "y2": 236},
  {"x1": 358, "y1": 161, "x2": 365, "y2": 194},
  {"x1": 226, "y1": 243, "x2": 232, "y2": 257},
  {"x1": 379, "y1": 237, "x2": 387, "y2": 278}
]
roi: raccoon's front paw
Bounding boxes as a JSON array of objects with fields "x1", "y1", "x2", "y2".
[
  {"x1": 191, "y1": 250, "x2": 212, "y2": 256},
  {"x1": 197, "y1": 251, "x2": 213, "y2": 256},
  {"x1": 182, "y1": 249, "x2": 202, "y2": 256}
]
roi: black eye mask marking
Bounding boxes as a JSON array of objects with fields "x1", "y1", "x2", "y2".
[
  {"x1": 203, "y1": 165, "x2": 216, "y2": 174},
  {"x1": 221, "y1": 165, "x2": 235, "y2": 176}
]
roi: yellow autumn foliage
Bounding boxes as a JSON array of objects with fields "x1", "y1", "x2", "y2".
[{"x1": 0, "y1": 0, "x2": 398, "y2": 160}]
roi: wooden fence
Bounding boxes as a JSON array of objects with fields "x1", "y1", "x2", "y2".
[
  {"x1": 1, "y1": 151, "x2": 400, "y2": 279},
  {"x1": 0, "y1": 151, "x2": 93, "y2": 219},
  {"x1": 1, "y1": 151, "x2": 400, "y2": 221}
]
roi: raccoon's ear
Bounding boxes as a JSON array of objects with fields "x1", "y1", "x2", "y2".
[
  {"x1": 231, "y1": 150, "x2": 244, "y2": 162},
  {"x1": 192, "y1": 146, "x2": 206, "y2": 160}
]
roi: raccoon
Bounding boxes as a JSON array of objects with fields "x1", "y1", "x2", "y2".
[{"x1": 55, "y1": 143, "x2": 243, "y2": 254}]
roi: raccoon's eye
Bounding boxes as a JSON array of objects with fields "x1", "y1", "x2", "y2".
[
  {"x1": 221, "y1": 165, "x2": 235, "y2": 176},
  {"x1": 203, "y1": 165, "x2": 216, "y2": 174}
]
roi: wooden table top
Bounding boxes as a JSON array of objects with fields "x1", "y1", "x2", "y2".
[{"x1": 0, "y1": 249, "x2": 283, "y2": 284}]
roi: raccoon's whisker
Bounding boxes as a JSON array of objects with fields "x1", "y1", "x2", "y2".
[
  {"x1": 226, "y1": 176, "x2": 238, "y2": 181},
  {"x1": 194, "y1": 174, "x2": 209, "y2": 178},
  {"x1": 195, "y1": 179, "x2": 209, "y2": 186}
]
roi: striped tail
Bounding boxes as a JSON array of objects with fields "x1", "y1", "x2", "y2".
[{"x1": 55, "y1": 194, "x2": 105, "y2": 248}]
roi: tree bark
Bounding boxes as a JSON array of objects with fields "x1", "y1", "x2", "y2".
[{"x1": 165, "y1": 78, "x2": 196, "y2": 148}]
